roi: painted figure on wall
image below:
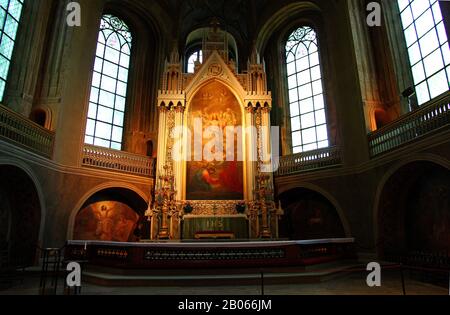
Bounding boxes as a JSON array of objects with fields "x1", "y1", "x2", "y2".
[
  {"x1": 74, "y1": 201, "x2": 139, "y2": 242},
  {"x1": 187, "y1": 81, "x2": 244, "y2": 200}
]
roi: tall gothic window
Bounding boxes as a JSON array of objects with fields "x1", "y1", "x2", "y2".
[
  {"x1": 0, "y1": 0, "x2": 24, "y2": 102},
  {"x1": 285, "y1": 26, "x2": 329, "y2": 154},
  {"x1": 398, "y1": 0, "x2": 450, "y2": 105},
  {"x1": 85, "y1": 15, "x2": 132, "y2": 150},
  {"x1": 186, "y1": 49, "x2": 202, "y2": 73}
]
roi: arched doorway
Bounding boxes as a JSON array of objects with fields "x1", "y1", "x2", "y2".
[
  {"x1": 0, "y1": 165, "x2": 42, "y2": 266},
  {"x1": 73, "y1": 188, "x2": 149, "y2": 242},
  {"x1": 377, "y1": 161, "x2": 450, "y2": 260},
  {"x1": 278, "y1": 188, "x2": 346, "y2": 240}
]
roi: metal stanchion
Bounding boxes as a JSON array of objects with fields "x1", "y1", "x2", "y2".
[
  {"x1": 400, "y1": 264, "x2": 406, "y2": 295},
  {"x1": 260, "y1": 269, "x2": 265, "y2": 296},
  {"x1": 39, "y1": 248, "x2": 62, "y2": 295}
]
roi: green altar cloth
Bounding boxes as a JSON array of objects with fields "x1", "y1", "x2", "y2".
[{"x1": 182, "y1": 214, "x2": 248, "y2": 239}]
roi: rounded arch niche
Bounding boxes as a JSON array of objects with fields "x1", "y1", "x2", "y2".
[
  {"x1": 184, "y1": 80, "x2": 245, "y2": 201},
  {"x1": 72, "y1": 187, "x2": 149, "y2": 242},
  {"x1": 0, "y1": 165, "x2": 42, "y2": 266},
  {"x1": 278, "y1": 187, "x2": 347, "y2": 240},
  {"x1": 377, "y1": 161, "x2": 450, "y2": 259}
]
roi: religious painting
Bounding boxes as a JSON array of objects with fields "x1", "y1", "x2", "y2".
[
  {"x1": 74, "y1": 201, "x2": 139, "y2": 242},
  {"x1": 186, "y1": 81, "x2": 244, "y2": 200}
]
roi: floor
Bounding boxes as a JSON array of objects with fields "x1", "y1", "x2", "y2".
[{"x1": 1, "y1": 269, "x2": 448, "y2": 295}]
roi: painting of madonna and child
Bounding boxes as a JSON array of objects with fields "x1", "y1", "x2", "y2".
[{"x1": 187, "y1": 81, "x2": 244, "y2": 201}]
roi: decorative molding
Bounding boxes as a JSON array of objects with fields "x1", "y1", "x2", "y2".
[{"x1": 186, "y1": 200, "x2": 244, "y2": 216}]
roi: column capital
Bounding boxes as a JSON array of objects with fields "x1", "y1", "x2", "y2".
[
  {"x1": 246, "y1": 106, "x2": 255, "y2": 114},
  {"x1": 159, "y1": 105, "x2": 169, "y2": 113},
  {"x1": 174, "y1": 104, "x2": 185, "y2": 114}
]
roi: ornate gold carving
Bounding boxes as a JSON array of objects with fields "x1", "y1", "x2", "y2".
[
  {"x1": 185, "y1": 200, "x2": 244, "y2": 216},
  {"x1": 174, "y1": 104, "x2": 185, "y2": 113},
  {"x1": 246, "y1": 106, "x2": 255, "y2": 114},
  {"x1": 207, "y1": 63, "x2": 223, "y2": 77}
]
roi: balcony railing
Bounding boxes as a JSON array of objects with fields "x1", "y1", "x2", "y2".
[
  {"x1": 275, "y1": 146, "x2": 342, "y2": 176},
  {"x1": 0, "y1": 104, "x2": 54, "y2": 158},
  {"x1": 368, "y1": 91, "x2": 450, "y2": 157},
  {"x1": 82, "y1": 144, "x2": 156, "y2": 177}
]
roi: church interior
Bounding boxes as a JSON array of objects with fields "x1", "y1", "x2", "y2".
[{"x1": 0, "y1": 0, "x2": 449, "y2": 295}]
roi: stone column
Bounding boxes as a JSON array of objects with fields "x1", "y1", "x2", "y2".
[
  {"x1": 173, "y1": 104, "x2": 185, "y2": 201},
  {"x1": 3, "y1": 0, "x2": 54, "y2": 117},
  {"x1": 155, "y1": 105, "x2": 168, "y2": 188},
  {"x1": 49, "y1": 0, "x2": 105, "y2": 166},
  {"x1": 259, "y1": 106, "x2": 274, "y2": 185},
  {"x1": 245, "y1": 105, "x2": 256, "y2": 201}
]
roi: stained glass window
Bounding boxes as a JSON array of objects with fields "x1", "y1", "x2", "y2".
[
  {"x1": 85, "y1": 15, "x2": 132, "y2": 150},
  {"x1": 285, "y1": 26, "x2": 329, "y2": 154},
  {"x1": 0, "y1": 0, "x2": 24, "y2": 101},
  {"x1": 398, "y1": 0, "x2": 450, "y2": 105}
]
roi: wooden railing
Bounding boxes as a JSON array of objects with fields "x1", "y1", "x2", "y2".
[
  {"x1": 368, "y1": 91, "x2": 450, "y2": 157},
  {"x1": 82, "y1": 144, "x2": 156, "y2": 177},
  {"x1": 0, "y1": 104, "x2": 54, "y2": 158},
  {"x1": 275, "y1": 146, "x2": 342, "y2": 176}
]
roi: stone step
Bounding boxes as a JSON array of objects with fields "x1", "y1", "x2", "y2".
[{"x1": 81, "y1": 261, "x2": 361, "y2": 287}]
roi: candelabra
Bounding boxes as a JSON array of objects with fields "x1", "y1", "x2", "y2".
[
  {"x1": 255, "y1": 174, "x2": 273, "y2": 238},
  {"x1": 155, "y1": 165, "x2": 176, "y2": 239}
]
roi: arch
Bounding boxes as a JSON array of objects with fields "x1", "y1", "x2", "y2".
[
  {"x1": 374, "y1": 155, "x2": 450, "y2": 257},
  {"x1": 104, "y1": 0, "x2": 170, "y2": 47},
  {"x1": 185, "y1": 27, "x2": 239, "y2": 67},
  {"x1": 0, "y1": 157, "x2": 46, "y2": 244},
  {"x1": 67, "y1": 182, "x2": 149, "y2": 240},
  {"x1": 30, "y1": 106, "x2": 52, "y2": 130},
  {"x1": 256, "y1": 2, "x2": 324, "y2": 55},
  {"x1": 277, "y1": 182, "x2": 351, "y2": 238},
  {"x1": 186, "y1": 77, "x2": 247, "y2": 113},
  {"x1": 0, "y1": 189, "x2": 11, "y2": 248},
  {"x1": 146, "y1": 140, "x2": 154, "y2": 157},
  {"x1": 374, "y1": 108, "x2": 390, "y2": 130},
  {"x1": 0, "y1": 161, "x2": 44, "y2": 265}
]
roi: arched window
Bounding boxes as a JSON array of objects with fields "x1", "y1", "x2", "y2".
[
  {"x1": 85, "y1": 15, "x2": 132, "y2": 150},
  {"x1": 186, "y1": 48, "x2": 202, "y2": 73},
  {"x1": 0, "y1": 0, "x2": 25, "y2": 102},
  {"x1": 285, "y1": 26, "x2": 329, "y2": 154},
  {"x1": 398, "y1": 0, "x2": 449, "y2": 105}
]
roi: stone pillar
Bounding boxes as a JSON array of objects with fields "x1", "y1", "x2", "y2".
[
  {"x1": 173, "y1": 104, "x2": 185, "y2": 201},
  {"x1": 156, "y1": 105, "x2": 168, "y2": 188},
  {"x1": 3, "y1": 0, "x2": 54, "y2": 117},
  {"x1": 49, "y1": 0, "x2": 105, "y2": 166},
  {"x1": 245, "y1": 106, "x2": 256, "y2": 201},
  {"x1": 259, "y1": 106, "x2": 274, "y2": 184},
  {"x1": 440, "y1": 1, "x2": 450, "y2": 43}
]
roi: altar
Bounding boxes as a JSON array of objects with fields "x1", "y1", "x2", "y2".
[
  {"x1": 182, "y1": 214, "x2": 248, "y2": 240},
  {"x1": 145, "y1": 23, "x2": 283, "y2": 241}
]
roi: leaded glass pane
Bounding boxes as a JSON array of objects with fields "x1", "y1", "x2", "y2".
[
  {"x1": 398, "y1": 0, "x2": 450, "y2": 105},
  {"x1": 0, "y1": 0, "x2": 24, "y2": 101},
  {"x1": 285, "y1": 26, "x2": 329, "y2": 152},
  {"x1": 85, "y1": 15, "x2": 132, "y2": 150}
]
